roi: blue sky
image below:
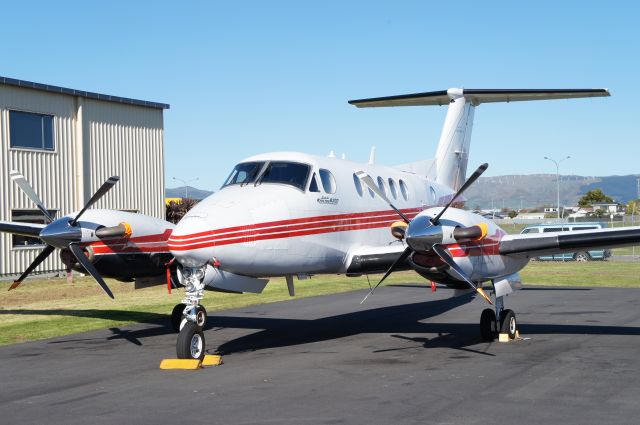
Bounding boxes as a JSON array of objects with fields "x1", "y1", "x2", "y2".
[{"x1": 1, "y1": 1, "x2": 638, "y2": 190}]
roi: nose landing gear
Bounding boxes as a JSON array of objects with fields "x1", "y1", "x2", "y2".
[{"x1": 174, "y1": 266, "x2": 209, "y2": 360}]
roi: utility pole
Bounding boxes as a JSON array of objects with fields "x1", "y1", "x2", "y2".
[
  {"x1": 544, "y1": 156, "x2": 571, "y2": 223},
  {"x1": 172, "y1": 177, "x2": 199, "y2": 199}
]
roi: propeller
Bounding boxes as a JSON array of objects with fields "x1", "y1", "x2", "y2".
[
  {"x1": 358, "y1": 163, "x2": 491, "y2": 304},
  {"x1": 8, "y1": 171, "x2": 119, "y2": 298}
]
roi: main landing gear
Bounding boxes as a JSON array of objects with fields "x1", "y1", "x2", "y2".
[
  {"x1": 172, "y1": 266, "x2": 209, "y2": 360},
  {"x1": 479, "y1": 293, "x2": 518, "y2": 341}
]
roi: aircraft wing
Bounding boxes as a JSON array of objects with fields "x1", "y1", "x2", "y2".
[
  {"x1": 0, "y1": 221, "x2": 45, "y2": 237},
  {"x1": 499, "y1": 226, "x2": 640, "y2": 258}
]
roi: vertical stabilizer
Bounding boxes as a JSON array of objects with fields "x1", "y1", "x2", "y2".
[{"x1": 433, "y1": 89, "x2": 475, "y2": 190}]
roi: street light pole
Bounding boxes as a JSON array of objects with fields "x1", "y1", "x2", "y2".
[
  {"x1": 172, "y1": 177, "x2": 199, "y2": 199},
  {"x1": 544, "y1": 156, "x2": 570, "y2": 223}
]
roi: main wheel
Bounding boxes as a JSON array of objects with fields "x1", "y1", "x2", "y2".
[
  {"x1": 500, "y1": 309, "x2": 517, "y2": 339},
  {"x1": 574, "y1": 251, "x2": 591, "y2": 262},
  {"x1": 480, "y1": 308, "x2": 497, "y2": 341},
  {"x1": 177, "y1": 322, "x2": 206, "y2": 360},
  {"x1": 195, "y1": 305, "x2": 207, "y2": 329},
  {"x1": 171, "y1": 303, "x2": 186, "y2": 332}
]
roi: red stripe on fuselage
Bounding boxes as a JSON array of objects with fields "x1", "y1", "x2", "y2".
[
  {"x1": 167, "y1": 208, "x2": 422, "y2": 251},
  {"x1": 168, "y1": 208, "x2": 423, "y2": 241}
]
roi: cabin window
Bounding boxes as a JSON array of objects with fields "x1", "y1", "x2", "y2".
[
  {"x1": 9, "y1": 110, "x2": 55, "y2": 151},
  {"x1": 319, "y1": 169, "x2": 336, "y2": 194},
  {"x1": 258, "y1": 162, "x2": 311, "y2": 190},
  {"x1": 399, "y1": 179, "x2": 409, "y2": 201},
  {"x1": 309, "y1": 173, "x2": 320, "y2": 192},
  {"x1": 353, "y1": 173, "x2": 363, "y2": 196},
  {"x1": 388, "y1": 178, "x2": 397, "y2": 200},
  {"x1": 222, "y1": 161, "x2": 265, "y2": 187},
  {"x1": 11, "y1": 209, "x2": 57, "y2": 247},
  {"x1": 376, "y1": 177, "x2": 387, "y2": 197},
  {"x1": 429, "y1": 186, "x2": 437, "y2": 204}
]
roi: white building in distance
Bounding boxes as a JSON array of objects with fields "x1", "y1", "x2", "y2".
[{"x1": 0, "y1": 76, "x2": 169, "y2": 277}]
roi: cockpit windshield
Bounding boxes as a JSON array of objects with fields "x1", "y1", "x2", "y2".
[
  {"x1": 222, "y1": 161, "x2": 265, "y2": 187},
  {"x1": 222, "y1": 161, "x2": 311, "y2": 190}
]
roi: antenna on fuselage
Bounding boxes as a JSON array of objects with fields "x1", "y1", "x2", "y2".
[
  {"x1": 328, "y1": 150, "x2": 336, "y2": 158},
  {"x1": 368, "y1": 146, "x2": 376, "y2": 165}
]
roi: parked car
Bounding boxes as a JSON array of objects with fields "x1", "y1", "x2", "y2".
[{"x1": 520, "y1": 222, "x2": 612, "y2": 261}]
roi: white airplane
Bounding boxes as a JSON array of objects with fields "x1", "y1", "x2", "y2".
[
  {"x1": 0, "y1": 172, "x2": 176, "y2": 297},
  {"x1": 167, "y1": 87, "x2": 640, "y2": 361}
]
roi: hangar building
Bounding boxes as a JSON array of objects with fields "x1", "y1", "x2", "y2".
[{"x1": 0, "y1": 76, "x2": 169, "y2": 277}]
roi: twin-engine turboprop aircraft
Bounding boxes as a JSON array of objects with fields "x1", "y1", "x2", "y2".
[
  {"x1": 167, "y1": 88, "x2": 640, "y2": 360},
  {"x1": 4, "y1": 88, "x2": 640, "y2": 362},
  {"x1": 0, "y1": 171, "x2": 175, "y2": 296}
]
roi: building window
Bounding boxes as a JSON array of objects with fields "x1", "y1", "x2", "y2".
[
  {"x1": 9, "y1": 110, "x2": 55, "y2": 151},
  {"x1": 11, "y1": 209, "x2": 56, "y2": 247},
  {"x1": 319, "y1": 169, "x2": 336, "y2": 194},
  {"x1": 388, "y1": 178, "x2": 397, "y2": 200},
  {"x1": 353, "y1": 173, "x2": 363, "y2": 197},
  {"x1": 399, "y1": 179, "x2": 409, "y2": 201}
]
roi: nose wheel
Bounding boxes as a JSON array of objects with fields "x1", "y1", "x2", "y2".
[
  {"x1": 171, "y1": 303, "x2": 208, "y2": 332},
  {"x1": 177, "y1": 322, "x2": 206, "y2": 360}
]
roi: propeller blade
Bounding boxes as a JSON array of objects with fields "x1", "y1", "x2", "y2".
[
  {"x1": 360, "y1": 246, "x2": 413, "y2": 304},
  {"x1": 70, "y1": 176, "x2": 120, "y2": 226},
  {"x1": 9, "y1": 245, "x2": 55, "y2": 291},
  {"x1": 431, "y1": 243, "x2": 493, "y2": 305},
  {"x1": 355, "y1": 170, "x2": 411, "y2": 223},
  {"x1": 10, "y1": 170, "x2": 54, "y2": 223},
  {"x1": 68, "y1": 243, "x2": 114, "y2": 299},
  {"x1": 431, "y1": 163, "x2": 488, "y2": 225}
]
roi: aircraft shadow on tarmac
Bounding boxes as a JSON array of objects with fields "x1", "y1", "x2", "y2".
[{"x1": 4, "y1": 288, "x2": 640, "y2": 354}]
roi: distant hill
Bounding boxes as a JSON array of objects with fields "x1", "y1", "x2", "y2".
[
  {"x1": 165, "y1": 186, "x2": 213, "y2": 200},
  {"x1": 464, "y1": 174, "x2": 639, "y2": 210},
  {"x1": 164, "y1": 175, "x2": 639, "y2": 207}
]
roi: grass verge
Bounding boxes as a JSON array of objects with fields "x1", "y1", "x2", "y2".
[{"x1": 1, "y1": 261, "x2": 639, "y2": 345}]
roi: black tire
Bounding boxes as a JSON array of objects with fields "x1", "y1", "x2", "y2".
[
  {"x1": 574, "y1": 251, "x2": 591, "y2": 262},
  {"x1": 195, "y1": 305, "x2": 207, "y2": 329},
  {"x1": 176, "y1": 322, "x2": 206, "y2": 360},
  {"x1": 500, "y1": 309, "x2": 517, "y2": 339},
  {"x1": 171, "y1": 303, "x2": 186, "y2": 333},
  {"x1": 480, "y1": 308, "x2": 497, "y2": 341}
]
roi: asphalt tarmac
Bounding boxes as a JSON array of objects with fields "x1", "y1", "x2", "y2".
[{"x1": 2, "y1": 284, "x2": 640, "y2": 425}]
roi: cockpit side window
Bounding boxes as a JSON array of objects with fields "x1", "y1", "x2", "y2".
[
  {"x1": 258, "y1": 161, "x2": 310, "y2": 190},
  {"x1": 319, "y1": 169, "x2": 336, "y2": 194},
  {"x1": 309, "y1": 172, "x2": 320, "y2": 192},
  {"x1": 222, "y1": 161, "x2": 265, "y2": 188}
]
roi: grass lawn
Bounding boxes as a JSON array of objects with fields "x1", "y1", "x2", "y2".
[{"x1": 1, "y1": 261, "x2": 639, "y2": 346}]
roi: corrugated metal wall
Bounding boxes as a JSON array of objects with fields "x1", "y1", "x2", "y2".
[
  {"x1": 83, "y1": 99, "x2": 164, "y2": 218},
  {"x1": 0, "y1": 85, "x2": 165, "y2": 276}
]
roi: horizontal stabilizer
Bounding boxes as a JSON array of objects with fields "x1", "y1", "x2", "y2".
[{"x1": 349, "y1": 88, "x2": 610, "y2": 108}]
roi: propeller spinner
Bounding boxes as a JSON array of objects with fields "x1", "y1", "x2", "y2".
[
  {"x1": 8, "y1": 171, "x2": 121, "y2": 298},
  {"x1": 358, "y1": 163, "x2": 493, "y2": 304}
]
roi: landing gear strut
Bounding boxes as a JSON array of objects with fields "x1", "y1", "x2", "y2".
[
  {"x1": 479, "y1": 293, "x2": 518, "y2": 341},
  {"x1": 175, "y1": 266, "x2": 209, "y2": 359}
]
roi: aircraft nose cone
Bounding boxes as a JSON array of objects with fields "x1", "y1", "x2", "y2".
[
  {"x1": 39, "y1": 218, "x2": 82, "y2": 248},
  {"x1": 168, "y1": 215, "x2": 215, "y2": 267}
]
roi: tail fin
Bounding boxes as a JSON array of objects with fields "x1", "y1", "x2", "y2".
[{"x1": 349, "y1": 88, "x2": 610, "y2": 190}]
